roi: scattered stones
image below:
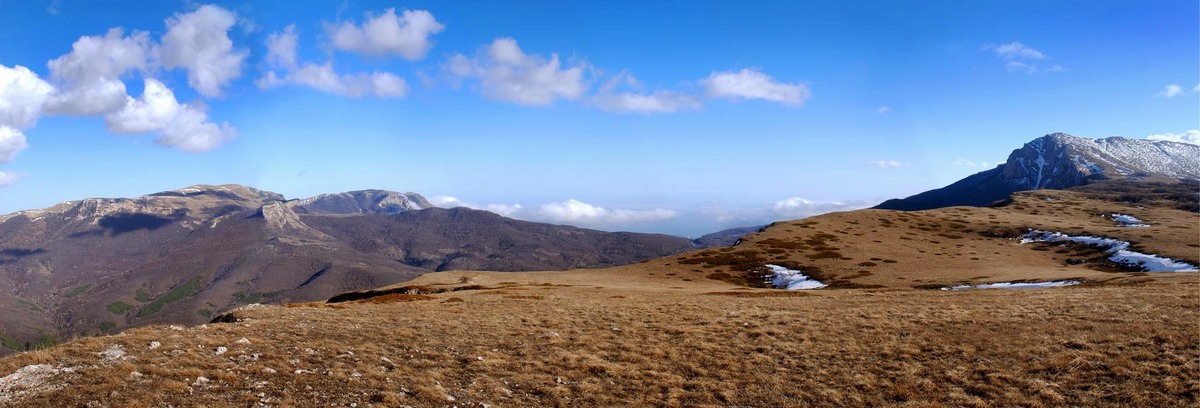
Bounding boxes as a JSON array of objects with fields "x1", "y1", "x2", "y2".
[
  {"x1": 98, "y1": 345, "x2": 126, "y2": 362},
  {"x1": 0, "y1": 364, "x2": 71, "y2": 403},
  {"x1": 148, "y1": 341, "x2": 161, "y2": 350},
  {"x1": 235, "y1": 337, "x2": 252, "y2": 345},
  {"x1": 214, "y1": 347, "x2": 228, "y2": 356},
  {"x1": 192, "y1": 377, "x2": 209, "y2": 387},
  {"x1": 262, "y1": 368, "x2": 277, "y2": 374}
]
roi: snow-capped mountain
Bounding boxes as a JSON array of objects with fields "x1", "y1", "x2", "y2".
[{"x1": 876, "y1": 133, "x2": 1200, "y2": 210}]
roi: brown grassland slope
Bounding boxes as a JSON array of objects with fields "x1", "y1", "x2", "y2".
[{"x1": 0, "y1": 182, "x2": 1196, "y2": 406}]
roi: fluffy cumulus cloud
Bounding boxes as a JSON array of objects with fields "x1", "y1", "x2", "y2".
[
  {"x1": 429, "y1": 196, "x2": 524, "y2": 218},
  {"x1": 105, "y1": 79, "x2": 236, "y2": 152},
  {"x1": 0, "y1": 127, "x2": 29, "y2": 163},
  {"x1": 0, "y1": 65, "x2": 53, "y2": 130},
  {"x1": 43, "y1": 28, "x2": 152, "y2": 116},
  {"x1": 876, "y1": 105, "x2": 891, "y2": 114},
  {"x1": 259, "y1": 25, "x2": 408, "y2": 98},
  {"x1": 1156, "y1": 84, "x2": 1183, "y2": 98},
  {"x1": 700, "y1": 68, "x2": 810, "y2": 106},
  {"x1": 161, "y1": 5, "x2": 247, "y2": 97},
  {"x1": 984, "y1": 41, "x2": 1063, "y2": 74},
  {"x1": 772, "y1": 197, "x2": 873, "y2": 218},
  {"x1": 1146, "y1": 130, "x2": 1200, "y2": 145},
  {"x1": 446, "y1": 37, "x2": 587, "y2": 105},
  {"x1": 591, "y1": 71, "x2": 700, "y2": 113},
  {"x1": 0, "y1": 65, "x2": 53, "y2": 162},
  {"x1": 328, "y1": 8, "x2": 444, "y2": 60},
  {"x1": 538, "y1": 199, "x2": 677, "y2": 225}
]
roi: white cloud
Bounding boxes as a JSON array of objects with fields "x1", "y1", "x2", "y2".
[
  {"x1": 1146, "y1": 130, "x2": 1200, "y2": 145},
  {"x1": 260, "y1": 63, "x2": 408, "y2": 98},
  {"x1": 328, "y1": 8, "x2": 444, "y2": 60},
  {"x1": 0, "y1": 65, "x2": 53, "y2": 162},
  {"x1": 265, "y1": 24, "x2": 299, "y2": 68},
  {"x1": 43, "y1": 28, "x2": 152, "y2": 116},
  {"x1": 0, "y1": 171, "x2": 21, "y2": 187},
  {"x1": 876, "y1": 105, "x2": 891, "y2": 114},
  {"x1": 0, "y1": 65, "x2": 53, "y2": 130},
  {"x1": 161, "y1": 4, "x2": 247, "y2": 98},
  {"x1": 539, "y1": 199, "x2": 677, "y2": 225},
  {"x1": 984, "y1": 41, "x2": 1063, "y2": 74},
  {"x1": 259, "y1": 25, "x2": 408, "y2": 98},
  {"x1": 429, "y1": 196, "x2": 524, "y2": 218},
  {"x1": 591, "y1": 71, "x2": 700, "y2": 113},
  {"x1": 1193, "y1": 84, "x2": 1199, "y2": 93},
  {"x1": 989, "y1": 41, "x2": 1046, "y2": 60},
  {"x1": 700, "y1": 68, "x2": 810, "y2": 106},
  {"x1": 1157, "y1": 84, "x2": 1183, "y2": 98},
  {"x1": 0, "y1": 127, "x2": 29, "y2": 163},
  {"x1": 870, "y1": 160, "x2": 905, "y2": 168},
  {"x1": 427, "y1": 195, "x2": 463, "y2": 207},
  {"x1": 446, "y1": 37, "x2": 587, "y2": 105},
  {"x1": 953, "y1": 159, "x2": 994, "y2": 168},
  {"x1": 772, "y1": 197, "x2": 873, "y2": 218},
  {"x1": 104, "y1": 78, "x2": 236, "y2": 152}
]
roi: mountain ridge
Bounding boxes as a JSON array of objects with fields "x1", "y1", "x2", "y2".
[
  {"x1": 875, "y1": 133, "x2": 1200, "y2": 211},
  {"x1": 0, "y1": 184, "x2": 701, "y2": 354}
]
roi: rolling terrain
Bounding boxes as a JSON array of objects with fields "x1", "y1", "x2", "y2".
[
  {"x1": 0, "y1": 186, "x2": 699, "y2": 354},
  {"x1": 1, "y1": 179, "x2": 1195, "y2": 406}
]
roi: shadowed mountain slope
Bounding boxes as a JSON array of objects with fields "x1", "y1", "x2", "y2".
[{"x1": 0, "y1": 185, "x2": 697, "y2": 354}]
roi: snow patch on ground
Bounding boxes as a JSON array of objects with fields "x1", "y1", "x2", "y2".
[
  {"x1": 766, "y1": 264, "x2": 827, "y2": 290},
  {"x1": 1110, "y1": 214, "x2": 1149, "y2": 227},
  {"x1": 942, "y1": 280, "x2": 1081, "y2": 291},
  {"x1": 1021, "y1": 230, "x2": 1197, "y2": 272}
]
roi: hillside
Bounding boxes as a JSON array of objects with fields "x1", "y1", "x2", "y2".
[
  {"x1": 302, "y1": 207, "x2": 696, "y2": 271},
  {"x1": 0, "y1": 185, "x2": 697, "y2": 354},
  {"x1": 876, "y1": 133, "x2": 1200, "y2": 210},
  {"x1": 1, "y1": 180, "x2": 1195, "y2": 406}
]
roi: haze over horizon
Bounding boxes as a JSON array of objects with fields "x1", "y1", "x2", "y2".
[{"x1": 0, "y1": 0, "x2": 1196, "y2": 237}]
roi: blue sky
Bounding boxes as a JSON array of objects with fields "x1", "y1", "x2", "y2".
[{"x1": 0, "y1": 0, "x2": 1196, "y2": 237}]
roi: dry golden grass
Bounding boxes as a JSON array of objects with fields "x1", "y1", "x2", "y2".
[
  {"x1": 0, "y1": 271, "x2": 1196, "y2": 407},
  {"x1": 1, "y1": 187, "x2": 1196, "y2": 406},
  {"x1": 663, "y1": 188, "x2": 1200, "y2": 290}
]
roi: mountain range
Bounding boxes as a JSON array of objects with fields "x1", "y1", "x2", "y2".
[
  {"x1": 0, "y1": 132, "x2": 1195, "y2": 354},
  {"x1": 0, "y1": 185, "x2": 707, "y2": 352},
  {"x1": 875, "y1": 133, "x2": 1200, "y2": 210}
]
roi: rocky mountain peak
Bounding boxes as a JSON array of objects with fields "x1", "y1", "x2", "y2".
[
  {"x1": 875, "y1": 132, "x2": 1200, "y2": 211},
  {"x1": 288, "y1": 190, "x2": 432, "y2": 215}
]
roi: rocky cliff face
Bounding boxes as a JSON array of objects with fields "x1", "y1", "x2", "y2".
[{"x1": 876, "y1": 133, "x2": 1200, "y2": 211}]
